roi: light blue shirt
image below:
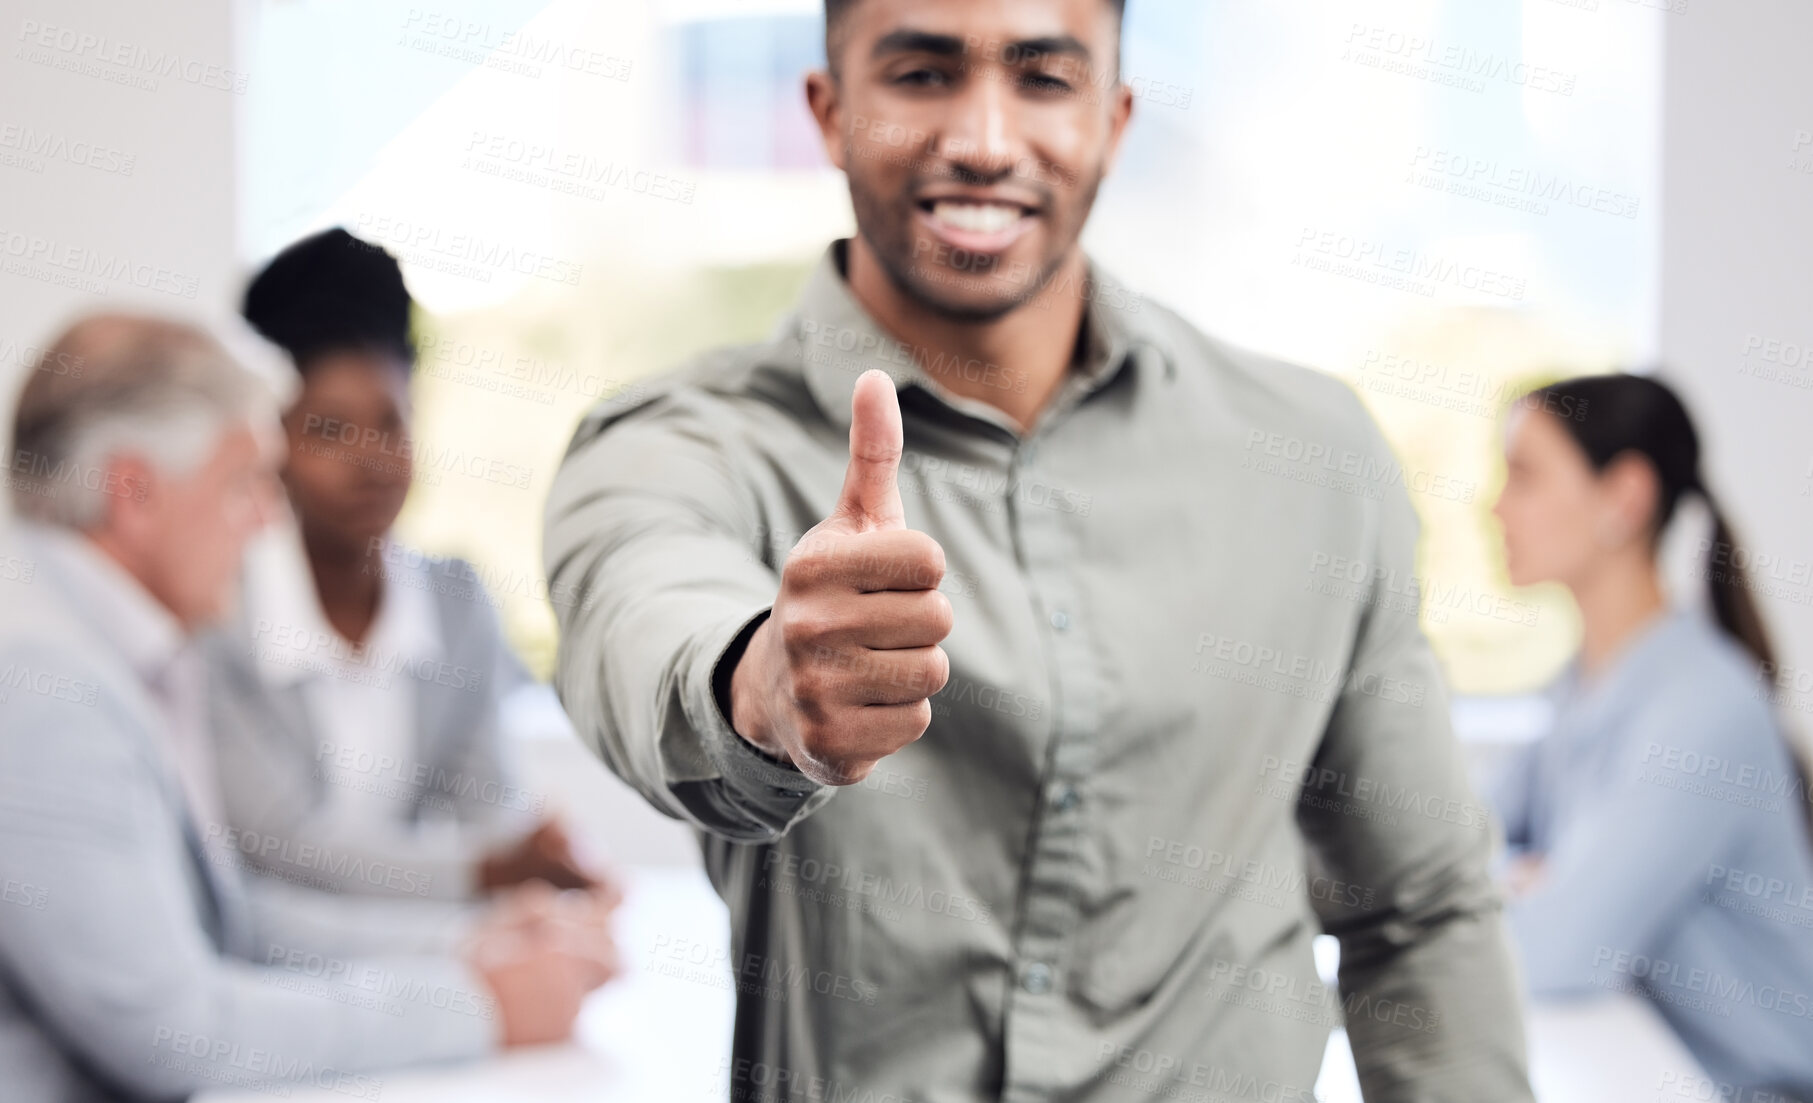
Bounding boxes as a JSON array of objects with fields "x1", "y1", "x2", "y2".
[{"x1": 1491, "y1": 607, "x2": 1813, "y2": 1097}]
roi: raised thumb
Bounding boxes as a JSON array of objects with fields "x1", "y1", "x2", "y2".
[{"x1": 832, "y1": 369, "x2": 906, "y2": 531}]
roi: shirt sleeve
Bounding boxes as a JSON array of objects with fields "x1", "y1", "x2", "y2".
[
  {"x1": 0, "y1": 642, "x2": 497, "y2": 1100},
  {"x1": 1292, "y1": 404, "x2": 1535, "y2": 1101},
  {"x1": 1486, "y1": 740, "x2": 1539, "y2": 853},
  {"x1": 542, "y1": 389, "x2": 834, "y2": 843},
  {"x1": 243, "y1": 873, "x2": 482, "y2": 959},
  {"x1": 1506, "y1": 684, "x2": 1776, "y2": 995}
]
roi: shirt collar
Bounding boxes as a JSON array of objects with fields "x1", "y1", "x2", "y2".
[
  {"x1": 1557, "y1": 605, "x2": 1698, "y2": 710},
  {"x1": 24, "y1": 521, "x2": 188, "y2": 685},
  {"x1": 789, "y1": 238, "x2": 1171, "y2": 434},
  {"x1": 242, "y1": 518, "x2": 443, "y2": 688}
]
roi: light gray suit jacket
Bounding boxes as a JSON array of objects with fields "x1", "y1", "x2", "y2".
[
  {"x1": 202, "y1": 550, "x2": 540, "y2": 903},
  {"x1": 0, "y1": 523, "x2": 497, "y2": 1103}
]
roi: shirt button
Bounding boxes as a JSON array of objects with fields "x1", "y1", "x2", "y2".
[
  {"x1": 1050, "y1": 609, "x2": 1071, "y2": 632},
  {"x1": 1020, "y1": 961, "x2": 1054, "y2": 994},
  {"x1": 1052, "y1": 783, "x2": 1080, "y2": 813}
]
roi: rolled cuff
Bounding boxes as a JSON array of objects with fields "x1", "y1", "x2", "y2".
[{"x1": 678, "y1": 606, "x2": 831, "y2": 840}]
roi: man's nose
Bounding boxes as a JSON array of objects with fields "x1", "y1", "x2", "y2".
[
  {"x1": 250, "y1": 472, "x2": 282, "y2": 529},
  {"x1": 937, "y1": 69, "x2": 1020, "y2": 181}
]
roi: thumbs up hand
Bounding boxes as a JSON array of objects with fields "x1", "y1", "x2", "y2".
[{"x1": 726, "y1": 370, "x2": 954, "y2": 786}]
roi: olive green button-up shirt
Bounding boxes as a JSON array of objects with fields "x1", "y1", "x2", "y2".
[{"x1": 544, "y1": 239, "x2": 1533, "y2": 1102}]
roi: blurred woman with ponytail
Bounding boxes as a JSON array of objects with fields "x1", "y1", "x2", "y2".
[{"x1": 1489, "y1": 372, "x2": 1813, "y2": 1098}]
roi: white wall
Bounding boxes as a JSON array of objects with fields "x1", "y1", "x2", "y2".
[
  {"x1": 1, "y1": 0, "x2": 243, "y2": 481},
  {"x1": 1660, "y1": 0, "x2": 1813, "y2": 731}
]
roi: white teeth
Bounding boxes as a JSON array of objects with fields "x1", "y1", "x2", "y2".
[{"x1": 929, "y1": 201, "x2": 1025, "y2": 235}]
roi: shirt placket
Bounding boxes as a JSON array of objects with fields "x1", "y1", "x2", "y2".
[{"x1": 1000, "y1": 373, "x2": 1109, "y2": 1101}]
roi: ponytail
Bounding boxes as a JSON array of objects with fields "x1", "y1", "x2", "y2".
[
  {"x1": 1699, "y1": 490, "x2": 1813, "y2": 833},
  {"x1": 1697, "y1": 491, "x2": 1777, "y2": 671}
]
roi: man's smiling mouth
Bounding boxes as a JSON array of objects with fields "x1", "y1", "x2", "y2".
[{"x1": 914, "y1": 197, "x2": 1040, "y2": 255}]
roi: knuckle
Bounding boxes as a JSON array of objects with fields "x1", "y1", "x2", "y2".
[
  {"x1": 911, "y1": 533, "x2": 947, "y2": 583},
  {"x1": 926, "y1": 646, "x2": 952, "y2": 694},
  {"x1": 777, "y1": 603, "x2": 838, "y2": 651},
  {"x1": 787, "y1": 664, "x2": 832, "y2": 710},
  {"x1": 926, "y1": 590, "x2": 955, "y2": 638},
  {"x1": 783, "y1": 547, "x2": 832, "y2": 588}
]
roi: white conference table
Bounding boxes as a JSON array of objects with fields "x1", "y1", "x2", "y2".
[{"x1": 202, "y1": 866, "x2": 1705, "y2": 1103}]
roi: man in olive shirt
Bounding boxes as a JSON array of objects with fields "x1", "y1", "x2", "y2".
[{"x1": 543, "y1": 0, "x2": 1533, "y2": 1098}]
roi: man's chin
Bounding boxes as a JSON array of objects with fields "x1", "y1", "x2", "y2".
[{"x1": 893, "y1": 263, "x2": 1045, "y2": 323}]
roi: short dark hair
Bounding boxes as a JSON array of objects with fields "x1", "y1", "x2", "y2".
[
  {"x1": 826, "y1": 0, "x2": 1125, "y2": 20},
  {"x1": 242, "y1": 227, "x2": 415, "y2": 374},
  {"x1": 823, "y1": 0, "x2": 1127, "y2": 71}
]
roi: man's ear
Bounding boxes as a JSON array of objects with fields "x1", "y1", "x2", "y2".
[
  {"x1": 1099, "y1": 81, "x2": 1136, "y2": 180},
  {"x1": 98, "y1": 453, "x2": 162, "y2": 546},
  {"x1": 805, "y1": 69, "x2": 849, "y2": 172}
]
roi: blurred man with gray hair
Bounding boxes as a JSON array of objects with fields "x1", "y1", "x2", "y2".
[{"x1": 0, "y1": 313, "x2": 615, "y2": 1102}]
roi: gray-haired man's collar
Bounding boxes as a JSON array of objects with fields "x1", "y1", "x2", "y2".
[
  {"x1": 788, "y1": 238, "x2": 1172, "y2": 433},
  {"x1": 18, "y1": 519, "x2": 188, "y2": 686}
]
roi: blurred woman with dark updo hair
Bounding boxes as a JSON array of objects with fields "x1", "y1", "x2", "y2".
[
  {"x1": 1488, "y1": 372, "x2": 1813, "y2": 1098},
  {"x1": 207, "y1": 227, "x2": 616, "y2": 904}
]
